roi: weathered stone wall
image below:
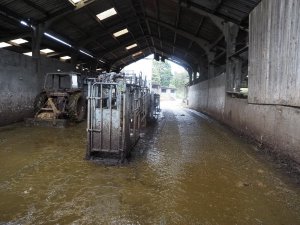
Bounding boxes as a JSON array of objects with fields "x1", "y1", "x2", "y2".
[{"x1": 0, "y1": 49, "x2": 73, "y2": 126}]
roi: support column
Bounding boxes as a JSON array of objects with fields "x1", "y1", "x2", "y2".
[
  {"x1": 32, "y1": 24, "x2": 44, "y2": 75},
  {"x1": 193, "y1": 69, "x2": 197, "y2": 84},
  {"x1": 89, "y1": 61, "x2": 97, "y2": 73},
  {"x1": 206, "y1": 53, "x2": 215, "y2": 109},
  {"x1": 32, "y1": 24, "x2": 44, "y2": 59},
  {"x1": 198, "y1": 57, "x2": 208, "y2": 81},
  {"x1": 224, "y1": 22, "x2": 239, "y2": 92},
  {"x1": 188, "y1": 68, "x2": 193, "y2": 85},
  {"x1": 71, "y1": 51, "x2": 78, "y2": 68},
  {"x1": 207, "y1": 52, "x2": 216, "y2": 79}
]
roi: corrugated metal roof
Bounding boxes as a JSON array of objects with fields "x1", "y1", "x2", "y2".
[
  {"x1": 1, "y1": 0, "x2": 72, "y2": 21},
  {"x1": 0, "y1": 0, "x2": 261, "y2": 71}
]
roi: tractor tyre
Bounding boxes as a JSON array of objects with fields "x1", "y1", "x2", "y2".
[
  {"x1": 34, "y1": 92, "x2": 47, "y2": 113},
  {"x1": 68, "y1": 92, "x2": 86, "y2": 122}
]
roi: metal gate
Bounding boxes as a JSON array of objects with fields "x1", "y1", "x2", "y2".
[{"x1": 86, "y1": 72, "x2": 154, "y2": 161}]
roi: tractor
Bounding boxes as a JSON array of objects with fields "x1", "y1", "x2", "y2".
[{"x1": 31, "y1": 72, "x2": 86, "y2": 126}]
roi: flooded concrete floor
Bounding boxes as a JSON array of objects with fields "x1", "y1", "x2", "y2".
[{"x1": 0, "y1": 104, "x2": 300, "y2": 225}]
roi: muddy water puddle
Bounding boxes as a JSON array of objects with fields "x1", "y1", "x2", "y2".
[{"x1": 0, "y1": 107, "x2": 300, "y2": 225}]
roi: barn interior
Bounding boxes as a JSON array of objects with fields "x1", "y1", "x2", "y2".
[{"x1": 1, "y1": 0, "x2": 300, "y2": 224}]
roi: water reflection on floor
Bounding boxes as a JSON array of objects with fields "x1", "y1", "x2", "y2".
[{"x1": 0, "y1": 101, "x2": 300, "y2": 225}]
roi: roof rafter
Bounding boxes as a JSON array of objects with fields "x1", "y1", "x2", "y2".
[
  {"x1": 213, "y1": 0, "x2": 224, "y2": 13},
  {"x1": 173, "y1": 2, "x2": 181, "y2": 54},
  {"x1": 112, "y1": 46, "x2": 193, "y2": 72},
  {"x1": 78, "y1": 16, "x2": 139, "y2": 46},
  {"x1": 21, "y1": 0, "x2": 48, "y2": 16},
  {"x1": 42, "y1": 0, "x2": 96, "y2": 27},
  {"x1": 0, "y1": 32, "x2": 31, "y2": 42},
  {"x1": 97, "y1": 33, "x2": 204, "y2": 64},
  {"x1": 146, "y1": 16, "x2": 211, "y2": 54},
  {"x1": 153, "y1": 46, "x2": 194, "y2": 70},
  {"x1": 114, "y1": 0, "x2": 146, "y2": 58},
  {"x1": 110, "y1": 46, "x2": 151, "y2": 68},
  {"x1": 155, "y1": 0, "x2": 163, "y2": 50},
  {"x1": 109, "y1": 37, "x2": 202, "y2": 69},
  {"x1": 113, "y1": 52, "x2": 152, "y2": 71}
]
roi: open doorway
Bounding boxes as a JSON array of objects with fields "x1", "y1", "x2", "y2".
[{"x1": 123, "y1": 54, "x2": 189, "y2": 110}]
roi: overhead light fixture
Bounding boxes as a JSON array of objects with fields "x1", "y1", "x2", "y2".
[
  {"x1": 126, "y1": 43, "x2": 137, "y2": 50},
  {"x1": 60, "y1": 56, "x2": 71, "y2": 60},
  {"x1": 20, "y1": 20, "x2": 29, "y2": 27},
  {"x1": 79, "y1": 50, "x2": 94, "y2": 58},
  {"x1": 96, "y1": 68, "x2": 102, "y2": 71},
  {"x1": 23, "y1": 52, "x2": 32, "y2": 56},
  {"x1": 132, "y1": 51, "x2": 142, "y2": 57},
  {"x1": 113, "y1": 28, "x2": 128, "y2": 37},
  {"x1": 0, "y1": 42, "x2": 12, "y2": 48},
  {"x1": 97, "y1": 8, "x2": 117, "y2": 20},
  {"x1": 40, "y1": 48, "x2": 54, "y2": 54},
  {"x1": 44, "y1": 32, "x2": 72, "y2": 48},
  {"x1": 10, "y1": 38, "x2": 28, "y2": 45}
]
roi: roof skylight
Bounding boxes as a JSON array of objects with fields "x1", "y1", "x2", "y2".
[
  {"x1": 126, "y1": 43, "x2": 137, "y2": 50},
  {"x1": 0, "y1": 42, "x2": 12, "y2": 48},
  {"x1": 40, "y1": 48, "x2": 54, "y2": 54},
  {"x1": 96, "y1": 8, "x2": 117, "y2": 20},
  {"x1": 10, "y1": 38, "x2": 28, "y2": 45},
  {"x1": 60, "y1": 56, "x2": 71, "y2": 60},
  {"x1": 113, "y1": 28, "x2": 128, "y2": 37},
  {"x1": 132, "y1": 51, "x2": 142, "y2": 57},
  {"x1": 23, "y1": 52, "x2": 32, "y2": 56},
  {"x1": 69, "y1": 0, "x2": 82, "y2": 4}
]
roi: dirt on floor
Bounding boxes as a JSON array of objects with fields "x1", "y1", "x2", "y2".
[{"x1": 0, "y1": 102, "x2": 300, "y2": 224}]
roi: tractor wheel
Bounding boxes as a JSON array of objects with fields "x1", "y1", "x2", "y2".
[
  {"x1": 34, "y1": 92, "x2": 47, "y2": 113},
  {"x1": 68, "y1": 92, "x2": 86, "y2": 122}
]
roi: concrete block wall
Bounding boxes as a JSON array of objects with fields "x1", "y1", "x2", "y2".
[
  {"x1": 188, "y1": 80, "x2": 208, "y2": 111},
  {"x1": 189, "y1": 74, "x2": 225, "y2": 121},
  {"x1": 188, "y1": 0, "x2": 300, "y2": 164},
  {"x1": 188, "y1": 74, "x2": 300, "y2": 164},
  {"x1": 0, "y1": 49, "x2": 74, "y2": 126}
]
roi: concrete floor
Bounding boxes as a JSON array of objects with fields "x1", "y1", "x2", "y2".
[{"x1": 0, "y1": 102, "x2": 300, "y2": 224}]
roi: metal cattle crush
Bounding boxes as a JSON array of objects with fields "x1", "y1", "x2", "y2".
[{"x1": 86, "y1": 72, "x2": 159, "y2": 161}]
